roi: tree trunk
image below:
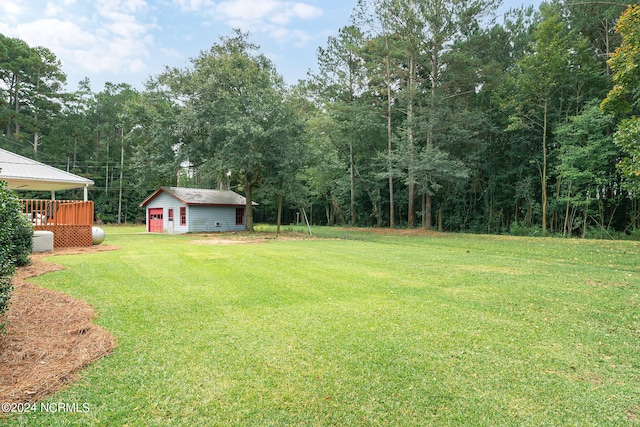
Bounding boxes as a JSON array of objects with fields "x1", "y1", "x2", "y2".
[
  {"x1": 407, "y1": 56, "x2": 416, "y2": 228},
  {"x1": 425, "y1": 193, "x2": 432, "y2": 230},
  {"x1": 13, "y1": 75, "x2": 20, "y2": 136},
  {"x1": 423, "y1": 44, "x2": 438, "y2": 231},
  {"x1": 386, "y1": 37, "x2": 395, "y2": 229},
  {"x1": 32, "y1": 77, "x2": 41, "y2": 154},
  {"x1": 105, "y1": 142, "x2": 110, "y2": 195},
  {"x1": 605, "y1": 18, "x2": 611, "y2": 76},
  {"x1": 350, "y1": 141, "x2": 356, "y2": 225},
  {"x1": 117, "y1": 135, "x2": 124, "y2": 225},
  {"x1": 488, "y1": 198, "x2": 493, "y2": 234},
  {"x1": 377, "y1": 188, "x2": 382, "y2": 227},
  {"x1": 541, "y1": 99, "x2": 548, "y2": 234},
  {"x1": 563, "y1": 182, "x2": 572, "y2": 237},
  {"x1": 552, "y1": 174, "x2": 563, "y2": 234},
  {"x1": 582, "y1": 203, "x2": 588, "y2": 238},
  {"x1": 276, "y1": 193, "x2": 283, "y2": 233},
  {"x1": 421, "y1": 194, "x2": 425, "y2": 227},
  {"x1": 245, "y1": 181, "x2": 254, "y2": 232},
  {"x1": 325, "y1": 197, "x2": 331, "y2": 225}
]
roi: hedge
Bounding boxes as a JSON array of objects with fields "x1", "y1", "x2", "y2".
[{"x1": 0, "y1": 180, "x2": 33, "y2": 331}]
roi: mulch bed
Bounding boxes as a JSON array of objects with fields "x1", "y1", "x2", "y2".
[{"x1": 0, "y1": 246, "x2": 119, "y2": 405}]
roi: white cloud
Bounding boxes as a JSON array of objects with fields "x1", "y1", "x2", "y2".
[
  {"x1": 174, "y1": 0, "x2": 214, "y2": 12},
  {"x1": 0, "y1": 1, "x2": 157, "y2": 86},
  {"x1": 0, "y1": 0, "x2": 27, "y2": 23},
  {"x1": 276, "y1": 3, "x2": 322, "y2": 23},
  {"x1": 158, "y1": 46, "x2": 185, "y2": 61},
  {"x1": 215, "y1": 0, "x2": 276, "y2": 24},
  {"x1": 263, "y1": 25, "x2": 312, "y2": 46},
  {"x1": 215, "y1": 0, "x2": 321, "y2": 25},
  {"x1": 12, "y1": 19, "x2": 94, "y2": 50},
  {"x1": 102, "y1": 15, "x2": 150, "y2": 39},
  {"x1": 211, "y1": 0, "x2": 322, "y2": 45},
  {"x1": 95, "y1": 0, "x2": 148, "y2": 24},
  {"x1": 44, "y1": 3, "x2": 62, "y2": 17},
  {"x1": 291, "y1": 3, "x2": 322, "y2": 19},
  {"x1": 0, "y1": 0, "x2": 336, "y2": 89}
]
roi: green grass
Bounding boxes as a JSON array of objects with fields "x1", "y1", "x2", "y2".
[{"x1": 4, "y1": 226, "x2": 640, "y2": 426}]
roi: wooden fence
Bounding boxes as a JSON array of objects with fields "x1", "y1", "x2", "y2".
[{"x1": 20, "y1": 199, "x2": 94, "y2": 248}]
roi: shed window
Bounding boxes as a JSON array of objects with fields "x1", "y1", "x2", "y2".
[
  {"x1": 180, "y1": 207, "x2": 186, "y2": 226},
  {"x1": 168, "y1": 208, "x2": 174, "y2": 221},
  {"x1": 236, "y1": 208, "x2": 245, "y2": 225}
]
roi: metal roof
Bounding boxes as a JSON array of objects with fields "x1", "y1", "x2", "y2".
[
  {"x1": 0, "y1": 148, "x2": 94, "y2": 191},
  {"x1": 140, "y1": 187, "x2": 256, "y2": 207}
]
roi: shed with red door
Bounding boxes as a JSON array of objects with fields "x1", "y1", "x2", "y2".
[{"x1": 140, "y1": 187, "x2": 254, "y2": 233}]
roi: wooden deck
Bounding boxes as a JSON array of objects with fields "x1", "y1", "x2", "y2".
[{"x1": 21, "y1": 199, "x2": 94, "y2": 248}]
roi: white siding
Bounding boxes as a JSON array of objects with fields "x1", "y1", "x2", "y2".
[
  {"x1": 188, "y1": 205, "x2": 245, "y2": 232},
  {"x1": 146, "y1": 192, "x2": 246, "y2": 233},
  {"x1": 145, "y1": 193, "x2": 188, "y2": 234}
]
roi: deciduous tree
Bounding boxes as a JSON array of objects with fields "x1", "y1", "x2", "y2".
[
  {"x1": 163, "y1": 30, "x2": 301, "y2": 231},
  {"x1": 602, "y1": 6, "x2": 640, "y2": 193}
]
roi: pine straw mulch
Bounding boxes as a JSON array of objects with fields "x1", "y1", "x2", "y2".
[{"x1": 0, "y1": 245, "x2": 119, "y2": 406}]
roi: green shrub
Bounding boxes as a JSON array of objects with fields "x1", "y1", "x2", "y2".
[
  {"x1": 0, "y1": 180, "x2": 33, "y2": 330},
  {"x1": 581, "y1": 226, "x2": 628, "y2": 240},
  {"x1": 509, "y1": 221, "x2": 543, "y2": 237},
  {"x1": 0, "y1": 245, "x2": 13, "y2": 332},
  {"x1": 11, "y1": 211, "x2": 33, "y2": 266}
]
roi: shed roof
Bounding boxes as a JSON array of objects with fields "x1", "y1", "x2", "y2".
[
  {"x1": 140, "y1": 187, "x2": 255, "y2": 207},
  {"x1": 0, "y1": 148, "x2": 94, "y2": 191}
]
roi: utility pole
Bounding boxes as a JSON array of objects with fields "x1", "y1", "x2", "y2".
[
  {"x1": 117, "y1": 125, "x2": 124, "y2": 224},
  {"x1": 105, "y1": 142, "x2": 109, "y2": 195}
]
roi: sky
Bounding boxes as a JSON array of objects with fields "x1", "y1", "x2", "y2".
[{"x1": 1, "y1": 0, "x2": 543, "y2": 92}]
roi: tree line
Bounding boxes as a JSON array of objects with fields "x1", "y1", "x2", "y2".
[{"x1": 1, "y1": 0, "x2": 639, "y2": 236}]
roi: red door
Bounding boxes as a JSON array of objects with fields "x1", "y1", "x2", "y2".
[{"x1": 148, "y1": 208, "x2": 163, "y2": 232}]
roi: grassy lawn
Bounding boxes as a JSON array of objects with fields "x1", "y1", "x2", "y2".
[{"x1": 4, "y1": 225, "x2": 640, "y2": 426}]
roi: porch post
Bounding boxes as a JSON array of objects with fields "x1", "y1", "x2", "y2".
[
  {"x1": 51, "y1": 191, "x2": 56, "y2": 200},
  {"x1": 84, "y1": 185, "x2": 88, "y2": 201}
]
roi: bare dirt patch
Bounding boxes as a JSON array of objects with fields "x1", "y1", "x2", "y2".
[
  {"x1": 190, "y1": 232, "x2": 314, "y2": 245},
  {"x1": 0, "y1": 246, "x2": 119, "y2": 406},
  {"x1": 191, "y1": 238, "x2": 263, "y2": 245}
]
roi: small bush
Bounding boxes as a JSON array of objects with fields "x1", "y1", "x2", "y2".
[
  {"x1": 11, "y1": 211, "x2": 33, "y2": 266},
  {"x1": 582, "y1": 226, "x2": 627, "y2": 240},
  {"x1": 509, "y1": 221, "x2": 543, "y2": 237}
]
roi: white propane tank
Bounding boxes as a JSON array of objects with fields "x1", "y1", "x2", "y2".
[{"x1": 92, "y1": 226, "x2": 106, "y2": 245}]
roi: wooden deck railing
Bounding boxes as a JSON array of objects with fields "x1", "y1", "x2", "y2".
[
  {"x1": 20, "y1": 199, "x2": 94, "y2": 247},
  {"x1": 21, "y1": 199, "x2": 94, "y2": 226}
]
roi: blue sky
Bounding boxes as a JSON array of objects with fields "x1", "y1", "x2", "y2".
[{"x1": 1, "y1": 0, "x2": 542, "y2": 92}]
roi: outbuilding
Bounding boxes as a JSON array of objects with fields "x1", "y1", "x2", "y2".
[{"x1": 140, "y1": 187, "x2": 253, "y2": 233}]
